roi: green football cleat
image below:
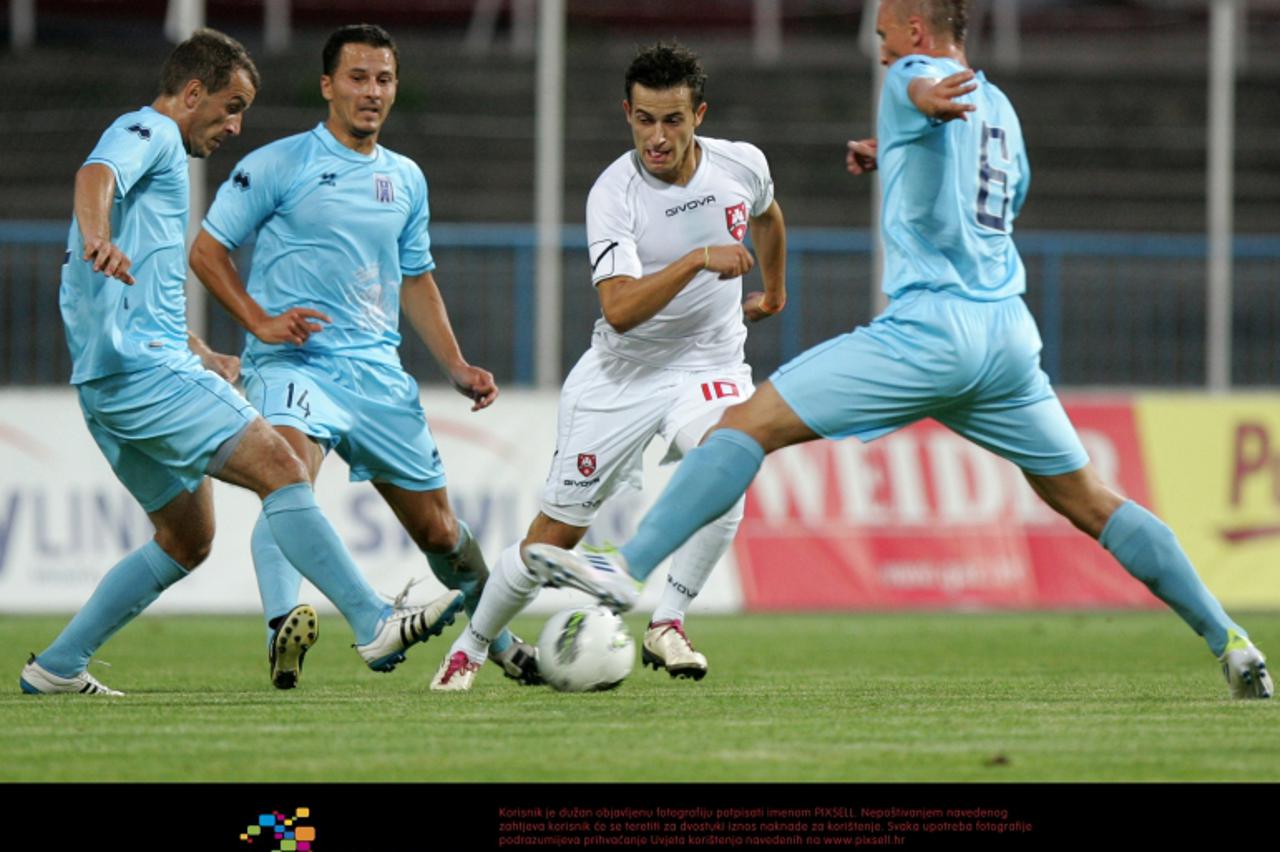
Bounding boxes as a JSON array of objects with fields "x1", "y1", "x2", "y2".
[{"x1": 1220, "y1": 631, "x2": 1273, "y2": 700}]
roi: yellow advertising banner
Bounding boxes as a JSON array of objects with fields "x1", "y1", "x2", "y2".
[{"x1": 1136, "y1": 395, "x2": 1280, "y2": 608}]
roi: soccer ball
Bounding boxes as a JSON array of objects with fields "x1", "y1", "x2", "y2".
[{"x1": 536, "y1": 606, "x2": 635, "y2": 692}]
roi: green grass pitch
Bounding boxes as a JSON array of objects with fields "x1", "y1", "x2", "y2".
[{"x1": 1, "y1": 611, "x2": 1276, "y2": 782}]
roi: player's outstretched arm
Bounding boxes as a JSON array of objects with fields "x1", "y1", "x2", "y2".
[
  {"x1": 742, "y1": 200, "x2": 787, "y2": 323},
  {"x1": 598, "y1": 244, "x2": 754, "y2": 334},
  {"x1": 845, "y1": 138, "x2": 878, "y2": 175},
  {"x1": 189, "y1": 229, "x2": 330, "y2": 346},
  {"x1": 75, "y1": 164, "x2": 135, "y2": 285},
  {"x1": 908, "y1": 70, "x2": 978, "y2": 122},
  {"x1": 187, "y1": 332, "x2": 241, "y2": 382},
  {"x1": 401, "y1": 271, "x2": 498, "y2": 412}
]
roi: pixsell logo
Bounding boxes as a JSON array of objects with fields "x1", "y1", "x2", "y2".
[{"x1": 239, "y1": 807, "x2": 316, "y2": 849}]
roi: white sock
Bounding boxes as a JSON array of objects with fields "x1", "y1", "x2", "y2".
[
  {"x1": 649, "y1": 495, "x2": 744, "y2": 625},
  {"x1": 450, "y1": 542, "x2": 540, "y2": 663}
]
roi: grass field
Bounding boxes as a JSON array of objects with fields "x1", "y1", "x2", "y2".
[{"x1": 1, "y1": 611, "x2": 1277, "y2": 783}]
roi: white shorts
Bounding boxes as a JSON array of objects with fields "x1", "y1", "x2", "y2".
[{"x1": 540, "y1": 348, "x2": 754, "y2": 526}]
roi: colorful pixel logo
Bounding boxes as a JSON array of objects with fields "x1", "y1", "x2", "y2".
[{"x1": 239, "y1": 808, "x2": 316, "y2": 850}]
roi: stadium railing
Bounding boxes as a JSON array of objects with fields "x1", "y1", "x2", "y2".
[{"x1": 2, "y1": 221, "x2": 1278, "y2": 388}]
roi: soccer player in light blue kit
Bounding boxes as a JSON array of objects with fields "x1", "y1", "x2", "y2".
[
  {"x1": 20, "y1": 29, "x2": 461, "y2": 697},
  {"x1": 524, "y1": 0, "x2": 1273, "y2": 699},
  {"x1": 189, "y1": 24, "x2": 539, "y2": 689}
]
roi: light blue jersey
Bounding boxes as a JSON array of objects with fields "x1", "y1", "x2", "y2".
[
  {"x1": 770, "y1": 56, "x2": 1087, "y2": 477},
  {"x1": 877, "y1": 55, "x2": 1029, "y2": 301},
  {"x1": 60, "y1": 107, "x2": 196, "y2": 383},
  {"x1": 202, "y1": 123, "x2": 434, "y2": 366}
]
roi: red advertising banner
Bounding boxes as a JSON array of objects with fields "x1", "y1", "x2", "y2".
[{"x1": 734, "y1": 400, "x2": 1162, "y2": 610}]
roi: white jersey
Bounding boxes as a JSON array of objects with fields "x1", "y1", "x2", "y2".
[{"x1": 585, "y1": 135, "x2": 775, "y2": 370}]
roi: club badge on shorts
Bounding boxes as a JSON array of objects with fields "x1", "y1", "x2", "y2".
[
  {"x1": 725, "y1": 202, "x2": 748, "y2": 241},
  {"x1": 577, "y1": 453, "x2": 597, "y2": 477}
]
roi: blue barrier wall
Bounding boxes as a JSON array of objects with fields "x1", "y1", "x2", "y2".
[{"x1": 3, "y1": 222, "x2": 1278, "y2": 387}]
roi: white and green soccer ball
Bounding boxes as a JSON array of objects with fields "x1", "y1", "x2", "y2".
[{"x1": 536, "y1": 606, "x2": 635, "y2": 692}]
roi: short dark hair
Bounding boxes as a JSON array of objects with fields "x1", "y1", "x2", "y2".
[
  {"x1": 893, "y1": 0, "x2": 968, "y2": 45},
  {"x1": 323, "y1": 24, "x2": 399, "y2": 77},
  {"x1": 159, "y1": 28, "x2": 260, "y2": 96},
  {"x1": 624, "y1": 42, "x2": 706, "y2": 107}
]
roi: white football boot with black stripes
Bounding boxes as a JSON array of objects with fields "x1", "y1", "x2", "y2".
[
  {"x1": 356, "y1": 590, "x2": 466, "y2": 672},
  {"x1": 521, "y1": 543, "x2": 640, "y2": 613},
  {"x1": 20, "y1": 655, "x2": 123, "y2": 696}
]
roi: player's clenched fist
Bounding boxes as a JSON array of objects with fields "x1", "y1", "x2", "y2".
[
  {"x1": 703, "y1": 244, "x2": 755, "y2": 280},
  {"x1": 846, "y1": 138, "x2": 878, "y2": 175}
]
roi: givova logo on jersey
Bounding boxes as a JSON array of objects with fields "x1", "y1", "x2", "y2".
[{"x1": 725, "y1": 203, "x2": 748, "y2": 241}]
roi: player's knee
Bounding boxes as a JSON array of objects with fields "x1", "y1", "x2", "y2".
[
  {"x1": 1052, "y1": 484, "x2": 1121, "y2": 539},
  {"x1": 260, "y1": 449, "x2": 310, "y2": 492},
  {"x1": 409, "y1": 510, "x2": 458, "y2": 553},
  {"x1": 154, "y1": 528, "x2": 214, "y2": 570}
]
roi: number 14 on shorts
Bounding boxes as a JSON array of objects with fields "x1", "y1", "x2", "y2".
[{"x1": 286, "y1": 381, "x2": 312, "y2": 418}]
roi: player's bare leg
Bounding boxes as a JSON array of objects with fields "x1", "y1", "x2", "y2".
[{"x1": 1025, "y1": 464, "x2": 1271, "y2": 699}]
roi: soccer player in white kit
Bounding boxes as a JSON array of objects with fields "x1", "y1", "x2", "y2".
[{"x1": 431, "y1": 42, "x2": 788, "y2": 690}]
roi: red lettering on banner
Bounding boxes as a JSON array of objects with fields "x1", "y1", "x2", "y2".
[
  {"x1": 1230, "y1": 423, "x2": 1280, "y2": 505},
  {"x1": 1220, "y1": 422, "x2": 1280, "y2": 542},
  {"x1": 736, "y1": 400, "x2": 1158, "y2": 610}
]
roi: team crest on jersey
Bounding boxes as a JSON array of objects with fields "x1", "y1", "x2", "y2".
[
  {"x1": 232, "y1": 170, "x2": 251, "y2": 191},
  {"x1": 374, "y1": 174, "x2": 395, "y2": 203},
  {"x1": 725, "y1": 203, "x2": 748, "y2": 241},
  {"x1": 577, "y1": 453, "x2": 597, "y2": 477}
]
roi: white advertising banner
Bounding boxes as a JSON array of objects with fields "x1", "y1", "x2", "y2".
[{"x1": 0, "y1": 388, "x2": 743, "y2": 616}]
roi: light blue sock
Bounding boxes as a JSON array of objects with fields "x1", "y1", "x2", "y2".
[
  {"x1": 37, "y1": 540, "x2": 187, "y2": 677},
  {"x1": 424, "y1": 519, "x2": 514, "y2": 655},
  {"x1": 251, "y1": 512, "x2": 305, "y2": 645},
  {"x1": 620, "y1": 429, "x2": 765, "y2": 581},
  {"x1": 262, "y1": 483, "x2": 390, "y2": 645},
  {"x1": 1100, "y1": 500, "x2": 1243, "y2": 656}
]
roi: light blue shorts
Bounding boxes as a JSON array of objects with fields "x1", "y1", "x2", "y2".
[
  {"x1": 78, "y1": 358, "x2": 258, "y2": 512},
  {"x1": 242, "y1": 352, "x2": 447, "y2": 491},
  {"x1": 771, "y1": 290, "x2": 1089, "y2": 476}
]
